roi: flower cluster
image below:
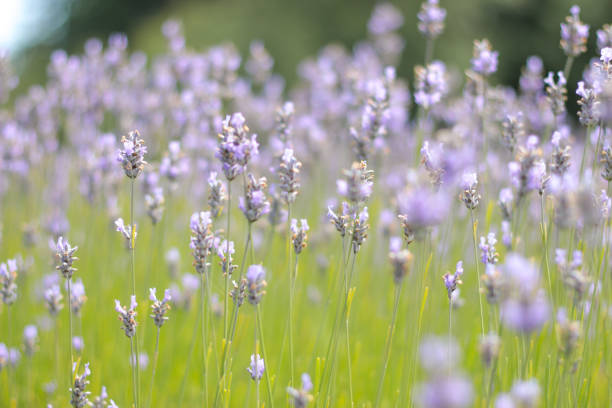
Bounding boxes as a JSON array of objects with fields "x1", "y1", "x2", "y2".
[
  {"x1": 417, "y1": 0, "x2": 446, "y2": 39},
  {"x1": 190, "y1": 211, "x2": 216, "y2": 275},
  {"x1": 290, "y1": 218, "x2": 309, "y2": 255},
  {"x1": 56, "y1": 236, "x2": 79, "y2": 279},
  {"x1": 149, "y1": 288, "x2": 172, "y2": 328},
  {"x1": 560, "y1": 5, "x2": 589, "y2": 58},
  {"x1": 239, "y1": 174, "x2": 271, "y2": 223},
  {"x1": 246, "y1": 265, "x2": 267, "y2": 306},
  {"x1": 208, "y1": 171, "x2": 226, "y2": 218},
  {"x1": 0, "y1": 259, "x2": 18, "y2": 305},
  {"x1": 443, "y1": 261, "x2": 464, "y2": 301},
  {"x1": 117, "y1": 130, "x2": 147, "y2": 179},
  {"x1": 388, "y1": 237, "x2": 414, "y2": 284},
  {"x1": 278, "y1": 148, "x2": 302, "y2": 204},
  {"x1": 215, "y1": 113, "x2": 259, "y2": 181},
  {"x1": 287, "y1": 373, "x2": 313, "y2": 408},
  {"x1": 70, "y1": 362, "x2": 92, "y2": 408},
  {"x1": 115, "y1": 296, "x2": 138, "y2": 338}
]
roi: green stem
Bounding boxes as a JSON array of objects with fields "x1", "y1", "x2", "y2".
[
  {"x1": 470, "y1": 209, "x2": 485, "y2": 335},
  {"x1": 257, "y1": 304, "x2": 274, "y2": 408},
  {"x1": 563, "y1": 56, "x2": 574, "y2": 84},
  {"x1": 129, "y1": 178, "x2": 141, "y2": 408},
  {"x1": 224, "y1": 181, "x2": 232, "y2": 341},
  {"x1": 287, "y1": 203, "x2": 294, "y2": 386},
  {"x1": 200, "y1": 272, "x2": 209, "y2": 406},
  {"x1": 67, "y1": 278, "x2": 74, "y2": 386},
  {"x1": 374, "y1": 283, "x2": 402, "y2": 408},
  {"x1": 130, "y1": 337, "x2": 138, "y2": 408},
  {"x1": 147, "y1": 327, "x2": 161, "y2": 408}
]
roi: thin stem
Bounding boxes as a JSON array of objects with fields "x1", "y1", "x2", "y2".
[
  {"x1": 178, "y1": 302, "x2": 202, "y2": 406},
  {"x1": 374, "y1": 283, "x2": 402, "y2": 408},
  {"x1": 448, "y1": 299, "x2": 452, "y2": 376},
  {"x1": 540, "y1": 194, "x2": 554, "y2": 314},
  {"x1": 255, "y1": 309, "x2": 260, "y2": 408},
  {"x1": 287, "y1": 203, "x2": 294, "y2": 386},
  {"x1": 130, "y1": 337, "x2": 138, "y2": 408},
  {"x1": 147, "y1": 327, "x2": 161, "y2": 408},
  {"x1": 200, "y1": 272, "x2": 209, "y2": 406},
  {"x1": 579, "y1": 124, "x2": 593, "y2": 180},
  {"x1": 470, "y1": 209, "x2": 485, "y2": 335},
  {"x1": 67, "y1": 278, "x2": 74, "y2": 385},
  {"x1": 257, "y1": 304, "x2": 274, "y2": 408},
  {"x1": 345, "y1": 254, "x2": 357, "y2": 407},
  {"x1": 424, "y1": 37, "x2": 435, "y2": 65},
  {"x1": 563, "y1": 56, "x2": 574, "y2": 84},
  {"x1": 129, "y1": 178, "x2": 141, "y2": 408},
  {"x1": 224, "y1": 181, "x2": 232, "y2": 341}
]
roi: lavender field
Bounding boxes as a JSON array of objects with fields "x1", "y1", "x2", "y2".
[{"x1": 1, "y1": 1, "x2": 612, "y2": 407}]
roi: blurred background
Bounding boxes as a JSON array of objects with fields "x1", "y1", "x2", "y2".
[{"x1": 2, "y1": 0, "x2": 612, "y2": 93}]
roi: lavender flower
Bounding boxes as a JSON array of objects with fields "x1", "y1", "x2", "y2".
[
  {"x1": 479, "y1": 233, "x2": 498, "y2": 265},
  {"x1": 290, "y1": 219, "x2": 309, "y2": 255},
  {"x1": 351, "y1": 206, "x2": 369, "y2": 254},
  {"x1": 287, "y1": 373, "x2": 314, "y2": 407},
  {"x1": 389, "y1": 236, "x2": 413, "y2": 284},
  {"x1": 556, "y1": 308, "x2": 581, "y2": 356},
  {"x1": 498, "y1": 188, "x2": 514, "y2": 221},
  {"x1": 208, "y1": 171, "x2": 226, "y2": 218},
  {"x1": 471, "y1": 39, "x2": 498, "y2": 76},
  {"x1": 413, "y1": 336, "x2": 473, "y2": 408},
  {"x1": 501, "y1": 113, "x2": 524, "y2": 154},
  {"x1": 70, "y1": 362, "x2": 92, "y2": 408},
  {"x1": 190, "y1": 211, "x2": 216, "y2": 275},
  {"x1": 149, "y1": 288, "x2": 171, "y2": 327},
  {"x1": 0, "y1": 259, "x2": 18, "y2": 305},
  {"x1": 414, "y1": 61, "x2": 448, "y2": 108},
  {"x1": 23, "y1": 325, "x2": 38, "y2": 356},
  {"x1": 460, "y1": 172, "x2": 480, "y2": 210},
  {"x1": 215, "y1": 113, "x2": 259, "y2": 181},
  {"x1": 508, "y1": 136, "x2": 546, "y2": 200},
  {"x1": 217, "y1": 240, "x2": 237, "y2": 277},
  {"x1": 145, "y1": 187, "x2": 165, "y2": 225},
  {"x1": 115, "y1": 218, "x2": 136, "y2": 249},
  {"x1": 555, "y1": 248, "x2": 590, "y2": 304},
  {"x1": 600, "y1": 145, "x2": 612, "y2": 181},
  {"x1": 275, "y1": 101, "x2": 295, "y2": 143},
  {"x1": 327, "y1": 202, "x2": 351, "y2": 237},
  {"x1": 0, "y1": 344, "x2": 7, "y2": 371},
  {"x1": 368, "y1": 3, "x2": 403, "y2": 36},
  {"x1": 598, "y1": 24, "x2": 612, "y2": 51},
  {"x1": 70, "y1": 279, "x2": 87, "y2": 315},
  {"x1": 159, "y1": 140, "x2": 188, "y2": 183},
  {"x1": 599, "y1": 189, "x2": 611, "y2": 219},
  {"x1": 44, "y1": 284, "x2": 64, "y2": 316},
  {"x1": 443, "y1": 261, "x2": 464, "y2": 300},
  {"x1": 239, "y1": 174, "x2": 271, "y2": 223},
  {"x1": 479, "y1": 333, "x2": 500, "y2": 367},
  {"x1": 247, "y1": 354, "x2": 265, "y2": 381},
  {"x1": 246, "y1": 265, "x2": 267, "y2": 305},
  {"x1": 500, "y1": 254, "x2": 550, "y2": 333},
  {"x1": 55, "y1": 236, "x2": 78, "y2": 279},
  {"x1": 92, "y1": 386, "x2": 110, "y2": 408},
  {"x1": 544, "y1": 71, "x2": 567, "y2": 117},
  {"x1": 231, "y1": 278, "x2": 247, "y2": 307},
  {"x1": 115, "y1": 296, "x2": 138, "y2": 337},
  {"x1": 549, "y1": 131, "x2": 571, "y2": 175},
  {"x1": 278, "y1": 148, "x2": 302, "y2": 204},
  {"x1": 336, "y1": 161, "x2": 374, "y2": 207},
  {"x1": 117, "y1": 130, "x2": 147, "y2": 179},
  {"x1": 417, "y1": 0, "x2": 446, "y2": 39},
  {"x1": 576, "y1": 81, "x2": 600, "y2": 127},
  {"x1": 73, "y1": 336, "x2": 84, "y2": 353},
  {"x1": 560, "y1": 5, "x2": 589, "y2": 58}
]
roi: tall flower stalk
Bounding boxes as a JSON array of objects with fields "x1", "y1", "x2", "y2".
[{"x1": 116, "y1": 129, "x2": 147, "y2": 408}]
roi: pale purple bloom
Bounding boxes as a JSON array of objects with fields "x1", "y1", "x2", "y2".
[
  {"x1": 70, "y1": 278, "x2": 87, "y2": 315},
  {"x1": 115, "y1": 296, "x2": 138, "y2": 337},
  {"x1": 190, "y1": 211, "x2": 215, "y2": 274},
  {"x1": 290, "y1": 219, "x2": 309, "y2": 255},
  {"x1": 471, "y1": 39, "x2": 498, "y2": 76},
  {"x1": 117, "y1": 130, "x2": 147, "y2": 179},
  {"x1": 414, "y1": 61, "x2": 448, "y2": 108},
  {"x1": 55, "y1": 236, "x2": 79, "y2": 279},
  {"x1": 247, "y1": 354, "x2": 265, "y2": 381},
  {"x1": 239, "y1": 174, "x2": 271, "y2": 223},
  {"x1": 352, "y1": 206, "x2": 370, "y2": 254},
  {"x1": 160, "y1": 140, "x2": 189, "y2": 182},
  {"x1": 510, "y1": 379, "x2": 540, "y2": 408},
  {"x1": 544, "y1": 71, "x2": 567, "y2": 117},
  {"x1": 0, "y1": 259, "x2": 18, "y2": 305},
  {"x1": 70, "y1": 362, "x2": 92, "y2": 407},
  {"x1": 287, "y1": 372, "x2": 314, "y2": 407},
  {"x1": 479, "y1": 233, "x2": 498, "y2": 265},
  {"x1": 149, "y1": 288, "x2": 171, "y2": 327},
  {"x1": 278, "y1": 148, "x2": 302, "y2": 204},
  {"x1": 23, "y1": 325, "x2": 38, "y2": 356},
  {"x1": 368, "y1": 3, "x2": 404, "y2": 36},
  {"x1": 417, "y1": 0, "x2": 446, "y2": 39},
  {"x1": 560, "y1": 5, "x2": 589, "y2": 57},
  {"x1": 246, "y1": 265, "x2": 267, "y2": 305},
  {"x1": 443, "y1": 261, "x2": 464, "y2": 300},
  {"x1": 0, "y1": 343, "x2": 8, "y2": 371},
  {"x1": 215, "y1": 113, "x2": 259, "y2": 181},
  {"x1": 208, "y1": 171, "x2": 226, "y2": 218},
  {"x1": 44, "y1": 284, "x2": 63, "y2": 316},
  {"x1": 73, "y1": 336, "x2": 84, "y2": 353},
  {"x1": 115, "y1": 218, "x2": 135, "y2": 249},
  {"x1": 217, "y1": 240, "x2": 237, "y2": 277},
  {"x1": 145, "y1": 187, "x2": 165, "y2": 225}
]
